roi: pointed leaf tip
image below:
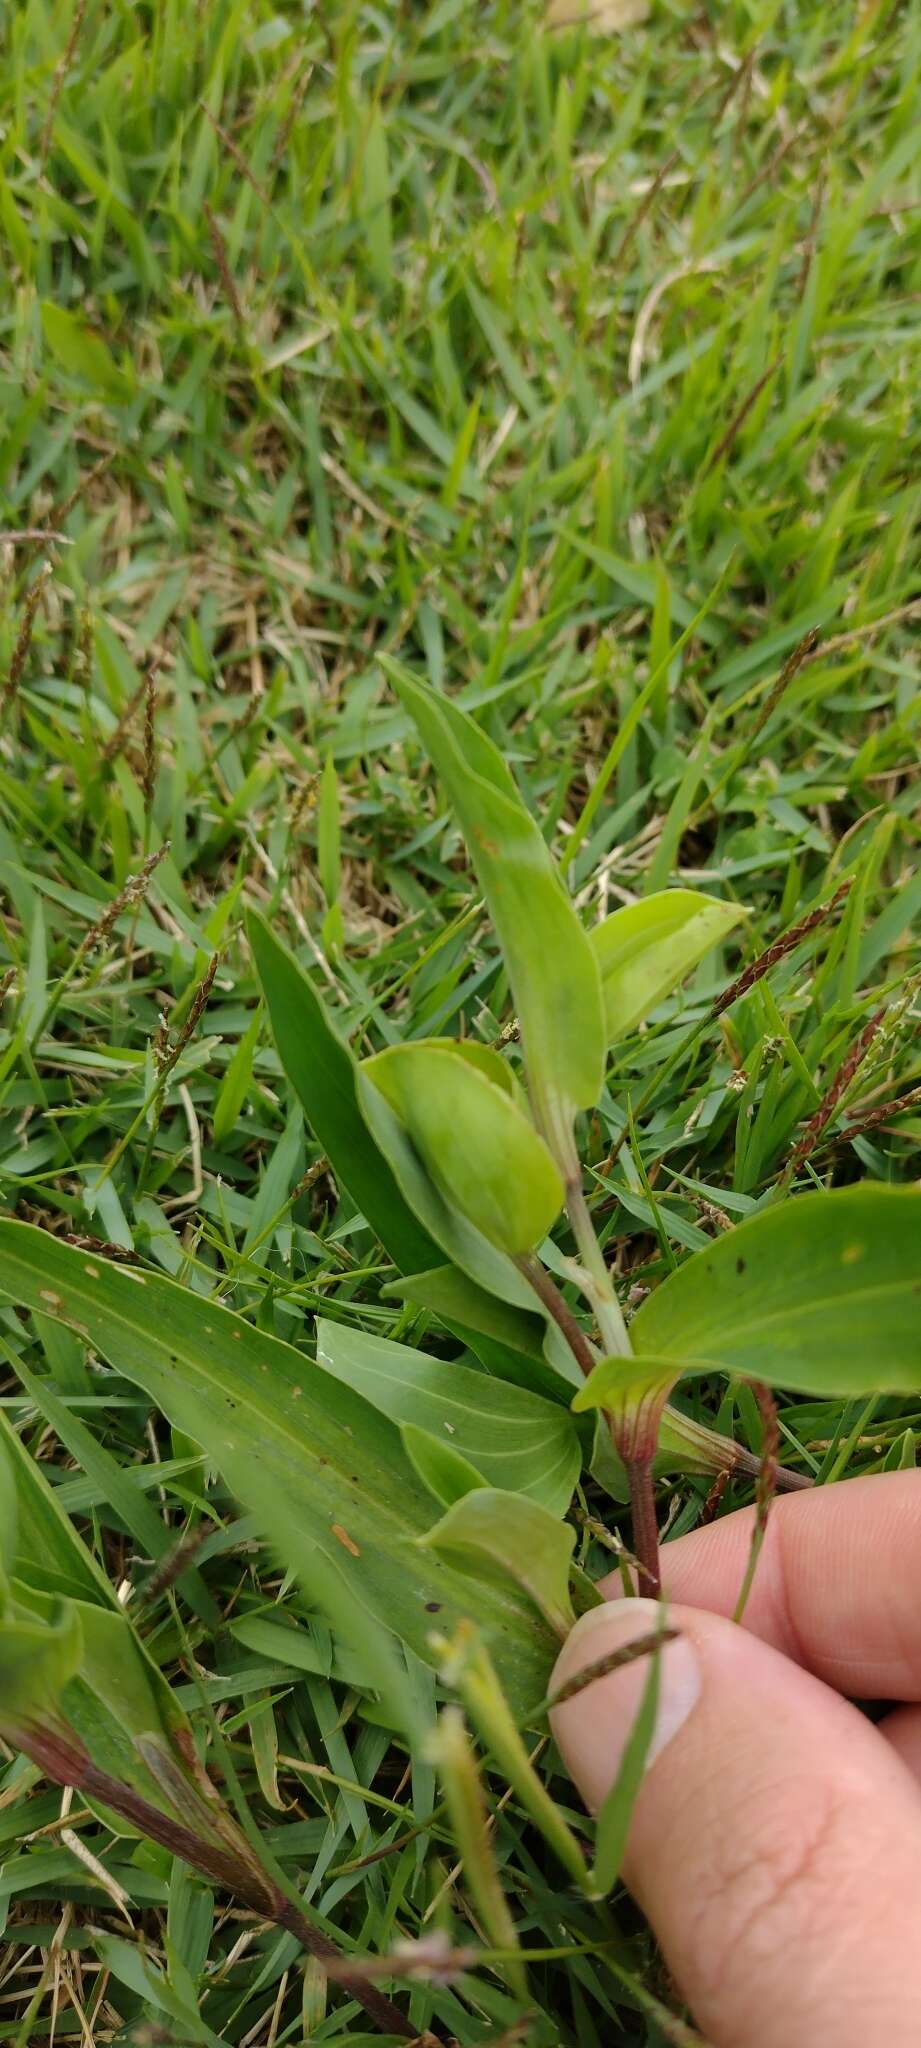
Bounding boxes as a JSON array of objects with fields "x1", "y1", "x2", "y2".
[{"x1": 381, "y1": 659, "x2": 605, "y2": 1165}]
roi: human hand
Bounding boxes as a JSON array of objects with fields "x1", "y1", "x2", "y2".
[{"x1": 550, "y1": 1471, "x2": 921, "y2": 2048}]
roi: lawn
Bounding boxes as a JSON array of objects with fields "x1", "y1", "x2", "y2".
[{"x1": 0, "y1": 0, "x2": 919, "y2": 2041}]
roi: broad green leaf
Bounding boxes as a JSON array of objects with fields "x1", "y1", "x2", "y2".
[
  {"x1": 357, "y1": 1070, "x2": 542, "y2": 1315},
  {"x1": 591, "y1": 889, "x2": 744, "y2": 1043},
  {"x1": 0, "y1": 1223, "x2": 555, "y2": 1716},
  {"x1": 414, "y1": 1037, "x2": 525, "y2": 1101},
  {"x1": 316, "y1": 1318, "x2": 580, "y2": 1515},
  {"x1": 381, "y1": 657, "x2": 605, "y2": 1167},
  {"x1": 631, "y1": 1185, "x2": 921, "y2": 1395},
  {"x1": 422, "y1": 1488, "x2": 576, "y2": 1638},
  {"x1": 401, "y1": 1423, "x2": 486, "y2": 1506},
  {"x1": 247, "y1": 911, "x2": 439, "y2": 1274},
  {"x1": 0, "y1": 1581, "x2": 82, "y2": 1729},
  {"x1": 384, "y1": 1268, "x2": 770, "y2": 1489},
  {"x1": 362, "y1": 1042, "x2": 564, "y2": 1255},
  {"x1": 41, "y1": 302, "x2": 131, "y2": 399},
  {"x1": 384, "y1": 1262, "x2": 580, "y2": 1399}
]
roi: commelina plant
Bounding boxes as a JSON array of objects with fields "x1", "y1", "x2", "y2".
[{"x1": 0, "y1": 668, "x2": 917, "y2": 2031}]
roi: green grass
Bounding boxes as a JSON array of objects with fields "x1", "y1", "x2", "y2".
[{"x1": 1, "y1": 0, "x2": 920, "y2": 2039}]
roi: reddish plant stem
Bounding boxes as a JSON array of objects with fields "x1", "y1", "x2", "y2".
[
  {"x1": 626, "y1": 1457, "x2": 661, "y2": 1598},
  {"x1": 19, "y1": 1726, "x2": 418, "y2": 2040},
  {"x1": 520, "y1": 1257, "x2": 664, "y2": 1593},
  {"x1": 518, "y1": 1254, "x2": 597, "y2": 1378}
]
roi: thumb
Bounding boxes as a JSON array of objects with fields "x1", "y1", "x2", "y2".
[{"x1": 551, "y1": 1597, "x2": 921, "y2": 2048}]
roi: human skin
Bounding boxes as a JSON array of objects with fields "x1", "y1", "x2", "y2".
[{"x1": 550, "y1": 1472, "x2": 921, "y2": 2048}]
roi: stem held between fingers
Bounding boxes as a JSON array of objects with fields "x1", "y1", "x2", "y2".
[{"x1": 626, "y1": 1457, "x2": 662, "y2": 1598}]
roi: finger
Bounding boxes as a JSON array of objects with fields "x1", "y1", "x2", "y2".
[
  {"x1": 600, "y1": 1470, "x2": 921, "y2": 1698},
  {"x1": 881, "y1": 1704, "x2": 921, "y2": 1783},
  {"x1": 552, "y1": 1597, "x2": 921, "y2": 2048}
]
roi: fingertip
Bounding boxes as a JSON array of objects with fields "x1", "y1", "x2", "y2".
[
  {"x1": 552, "y1": 1598, "x2": 921, "y2": 2047},
  {"x1": 550, "y1": 1598, "x2": 702, "y2": 1813}
]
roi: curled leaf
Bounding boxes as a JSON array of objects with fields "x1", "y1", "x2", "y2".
[
  {"x1": 419, "y1": 1036, "x2": 525, "y2": 1101},
  {"x1": 591, "y1": 889, "x2": 744, "y2": 1044},
  {"x1": 401, "y1": 1423, "x2": 486, "y2": 1507},
  {"x1": 358, "y1": 1070, "x2": 543, "y2": 1314},
  {"x1": 573, "y1": 1354, "x2": 680, "y2": 1463},
  {"x1": 363, "y1": 1041, "x2": 564, "y2": 1255},
  {"x1": 422, "y1": 1488, "x2": 576, "y2": 1638}
]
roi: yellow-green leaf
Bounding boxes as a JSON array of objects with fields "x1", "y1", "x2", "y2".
[
  {"x1": 591, "y1": 889, "x2": 744, "y2": 1043},
  {"x1": 381, "y1": 658, "x2": 605, "y2": 1170},
  {"x1": 422, "y1": 1488, "x2": 576, "y2": 1638},
  {"x1": 362, "y1": 1041, "x2": 564, "y2": 1255}
]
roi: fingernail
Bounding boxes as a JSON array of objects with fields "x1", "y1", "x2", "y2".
[{"x1": 549, "y1": 1598, "x2": 702, "y2": 1813}]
